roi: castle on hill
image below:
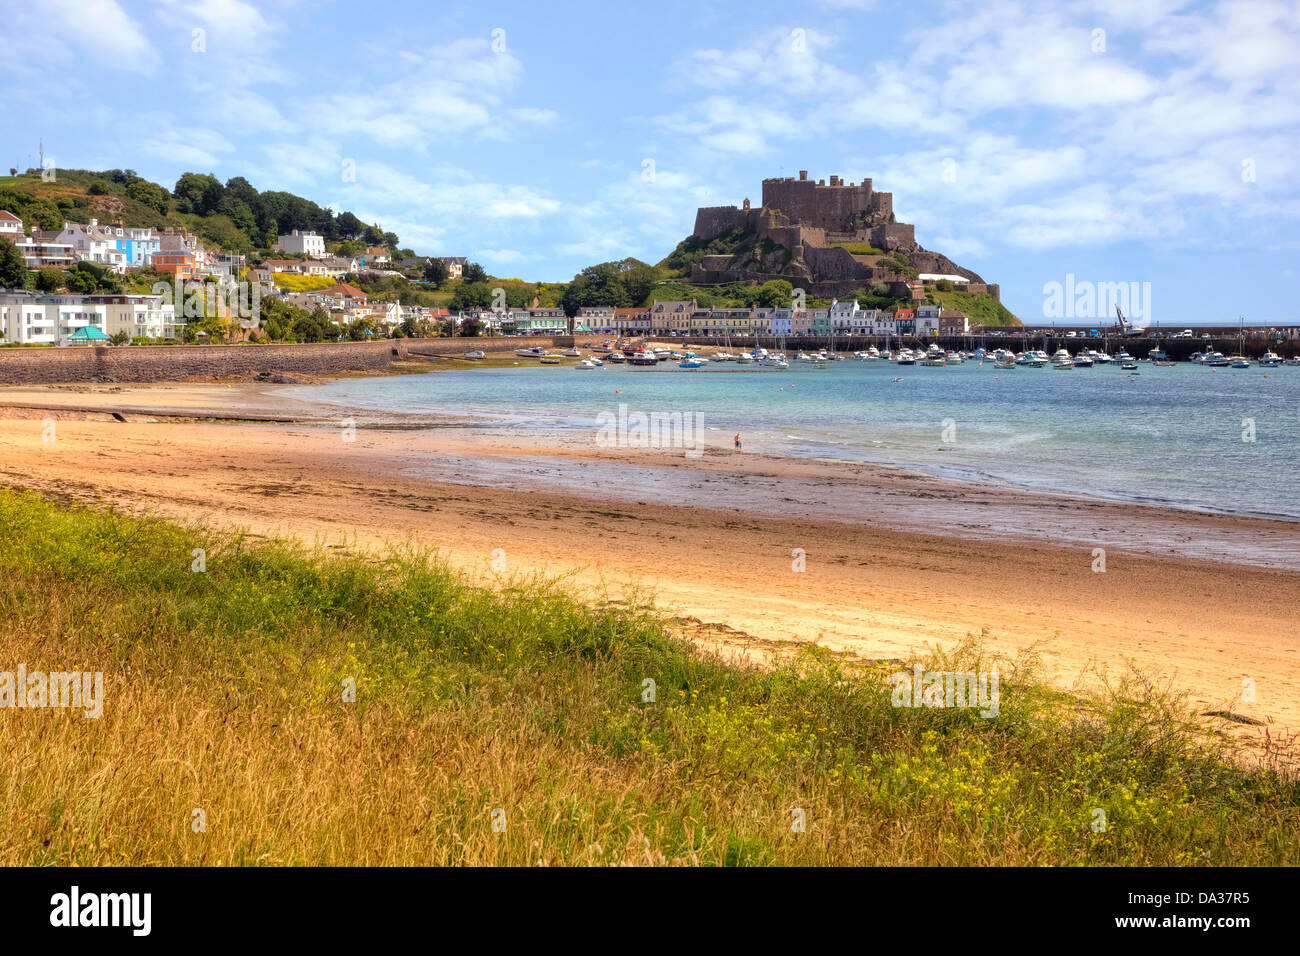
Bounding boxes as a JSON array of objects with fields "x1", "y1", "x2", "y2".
[{"x1": 688, "y1": 170, "x2": 996, "y2": 300}]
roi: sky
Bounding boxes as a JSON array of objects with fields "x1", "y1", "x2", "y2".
[{"x1": 2, "y1": 0, "x2": 1298, "y2": 323}]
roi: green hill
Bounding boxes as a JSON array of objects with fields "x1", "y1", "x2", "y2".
[
  {"x1": 0, "y1": 168, "x2": 396, "y2": 257},
  {"x1": 925, "y1": 288, "x2": 1021, "y2": 326}
]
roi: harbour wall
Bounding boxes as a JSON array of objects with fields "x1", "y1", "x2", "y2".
[{"x1": 0, "y1": 339, "x2": 407, "y2": 385}]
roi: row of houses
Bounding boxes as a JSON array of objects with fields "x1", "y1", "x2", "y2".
[
  {"x1": 449, "y1": 300, "x2": 970, "y2": 337},
  {"x1": 0, "y1": 290, "x2": 179, "y2": 344},
  {"x1": 618, "y1": 299, "x2": 968, "y2": 337},
  {"x1": 0, "y1": 209, "x2": 244, "y2": 285},
  {"x1": 270, "y1": 229, "x2": 468, "y2": 278}
]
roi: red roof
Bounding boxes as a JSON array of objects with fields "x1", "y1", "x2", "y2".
[
  {"x1": 319, "y1": 283, "x2": 366, "y2": 298},
  {"x1": 0, "y1": 210, "x2": 20, "y2": 222}
]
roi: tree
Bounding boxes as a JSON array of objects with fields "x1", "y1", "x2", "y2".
[
  {"x1": 223, "y1": 176, "x2": 260, "y2": 207},
  {"x1": 109, "y1": 331, "x2": 130, "y2": 346},
  {"x1": 756, "y1": 279, "x2": 793, "y2": 309},
  {"x1": 216, "y1": 196, "x2": 256, "y2": 232},
  {"x1": 423, "y1": 258, "x2": 449, "y2": 286},
  {"x1": 0, "y1": 238, "x2": 27, "y2": 289},
  {"x1": 336, "y1": 211, "x2": 364, "y2": 239},
  {"x1": 618, "y1": 258, "x2": 658, "y2": 305},
  {"x1": 560, "y1": 261, "x2": 631, "y2": 315},
  {"x1": 450, "y1": 281, "x2": 493, "y2": 311},
  {"x1": 345, "y1": 317, "x2": 379, "y2": 341},
  {"x1": 935, "y1": 279, "x2": 954, "y2": 292},
  {"x1": 292, "y1": 307, "x2": 331, "y2": 343},
  {"x1": 462, "y1": 261, "x2": 488, "y2": 283},
  {"x1": 173, "y1": 172, "x2": 225, "y2": 215},
  {"x1": 35, "y1": 267, "x2": 63, "y2": 292},
  {"x1": 126, "y1": 177, "x2": 171, "y2": 215}
]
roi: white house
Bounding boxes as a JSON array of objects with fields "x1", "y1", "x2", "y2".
[
  {"x1": 275, "y1": 229, "x2": 326, "y2": 257},
  {"x1": 915, "y1": 304, "x2": 942, "y2": 336},
  {"x1": 54, "y1": 221, "x2": 128, "y2": 273},
  {"x1": 0, "y1": 210, "x2": 23, "y2": 239}
]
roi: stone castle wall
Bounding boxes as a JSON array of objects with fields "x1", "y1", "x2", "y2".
[
  {"x1": 693, "y1": 205, "x2": 761, "y2": 242},
  {"x1": 761, "y1": 176, "x2": 893, "y2": 232}
]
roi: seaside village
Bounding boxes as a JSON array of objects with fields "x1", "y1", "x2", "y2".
[{"x1": 0, "y1": 207, "x2": 970, "y2": 346}]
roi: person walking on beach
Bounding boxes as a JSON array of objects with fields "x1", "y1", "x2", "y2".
[{"x1": 734, "y1": 433, "x2": 742, "y2": 451}]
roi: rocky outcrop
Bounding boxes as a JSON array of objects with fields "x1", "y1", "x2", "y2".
[{"x1": 686, "y1": 170, "x2": 994, "y2": 299}]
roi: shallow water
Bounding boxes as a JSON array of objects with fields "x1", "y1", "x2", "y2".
[{"x1": 290, "y1": 359, "x2": 1300, "y2": 520}]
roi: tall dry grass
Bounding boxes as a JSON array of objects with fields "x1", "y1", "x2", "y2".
[{"x1": 0, "y1": 489, "x2": 1295, "y2": 865}]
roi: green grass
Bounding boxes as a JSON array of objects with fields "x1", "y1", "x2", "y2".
[
  {"x1": 0, "y1": 488, "x2": 1294, "y2": 865},
  {"x1": 829, "y1": 242, "x2": 885, "y2": 256},
  {"x1": 926, "y1": 288, "x2": 1022, "y2": 326}
]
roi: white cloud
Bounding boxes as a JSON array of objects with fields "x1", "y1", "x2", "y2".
[{"x1": 8, "y1": 0, "x2": 158, "y2": 73}]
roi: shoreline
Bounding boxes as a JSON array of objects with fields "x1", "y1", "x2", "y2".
[
  {"x1": 2, "y1": 381, "x2": 1299, "y2": 735},
  {"x1": 5, "y1": 378, "x2": 1300, "y2": 550}
]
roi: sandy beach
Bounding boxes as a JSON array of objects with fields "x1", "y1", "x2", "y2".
[{"x1": 3, "y1": 380, "x2": 1298, "y2": 733}]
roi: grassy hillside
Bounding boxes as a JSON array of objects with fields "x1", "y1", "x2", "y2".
[
  {"x1": 1, "y1": 488, "x2": 1294, "y2": 866},
  {"x1": 927, "y1": 288, "x2": 1022, "y2": 326},
  {"x1": 0, "y1": 170, "x2": 173, "y2": 233},
  {"x1": 0, "y1": 168, "x2": 394, "y2": 258}
]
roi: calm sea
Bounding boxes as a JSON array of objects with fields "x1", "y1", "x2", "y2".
[{"x1": 290, "y1": 359, "x2": 1300, "y2": 520}]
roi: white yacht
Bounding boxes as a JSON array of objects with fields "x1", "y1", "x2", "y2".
[
  {"x1": 1050, "y1": 348, "x2": 1075, "y2": 369},
  {"x1": 1019, "y1": 351, "x2": 1048, "y2": 367}
]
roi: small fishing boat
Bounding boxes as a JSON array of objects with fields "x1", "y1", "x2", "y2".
[
  {"x1": 514, "y1": 346, "x2": 544, "y2": 358},
  {"x1": 463, "y1": 349, "x2": 486, "y2": 360},
  {"x1": 1259, "y1": 350, "x2": 1281, "y2": 367},
  {"x1": 539, "y1": 353, "x2": 562, "y2": 364},
  {"x1": 678, "y1": 359, "x2": 704, "y2": 369},
  {"x1": 1050, "y1": 348, "x2": 1074, "y2": 369},
  {"x1": 576, "y1": 358, "x2": 600, "y2": 369},
  {"x1": 1121, "y1": 360, "x2": 1138, "y2": 370},
  {"x1": 608, "y1": 350, "x2": 626, "y2": 363},
  {"x1": 896, "y1": 348, "x2": 916, "y2": 366},
  {"x1": 562, "y1": 347, "x2": 582, "y2": 357},
  {"x1": 1229, "y1": 356, "x2": 1251, "y2": 369},
  {"x1": 919, "y1": 346, "x2": 946, "y2": 367}
]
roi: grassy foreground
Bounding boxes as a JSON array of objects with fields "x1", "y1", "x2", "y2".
[{"x1": 0, "y1": 489, "x2": 1295, "y2": 866}]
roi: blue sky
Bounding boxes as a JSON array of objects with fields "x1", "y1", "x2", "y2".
[{"x1": 2, "y1": 0, "x2": 1298, "y2": 323}]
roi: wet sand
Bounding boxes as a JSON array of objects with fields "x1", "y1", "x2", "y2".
[{"x1": 2, "y1": 381, "x2": 1298, "y2": 733}]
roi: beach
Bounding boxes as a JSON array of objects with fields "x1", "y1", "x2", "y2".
[{"x1": 2, "y1": 379, "x2": 1298, "y2": 735}]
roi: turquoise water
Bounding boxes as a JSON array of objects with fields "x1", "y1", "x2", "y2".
[{"x1": 295, "y1": 361, "x2": 1300, "y2": 520}]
